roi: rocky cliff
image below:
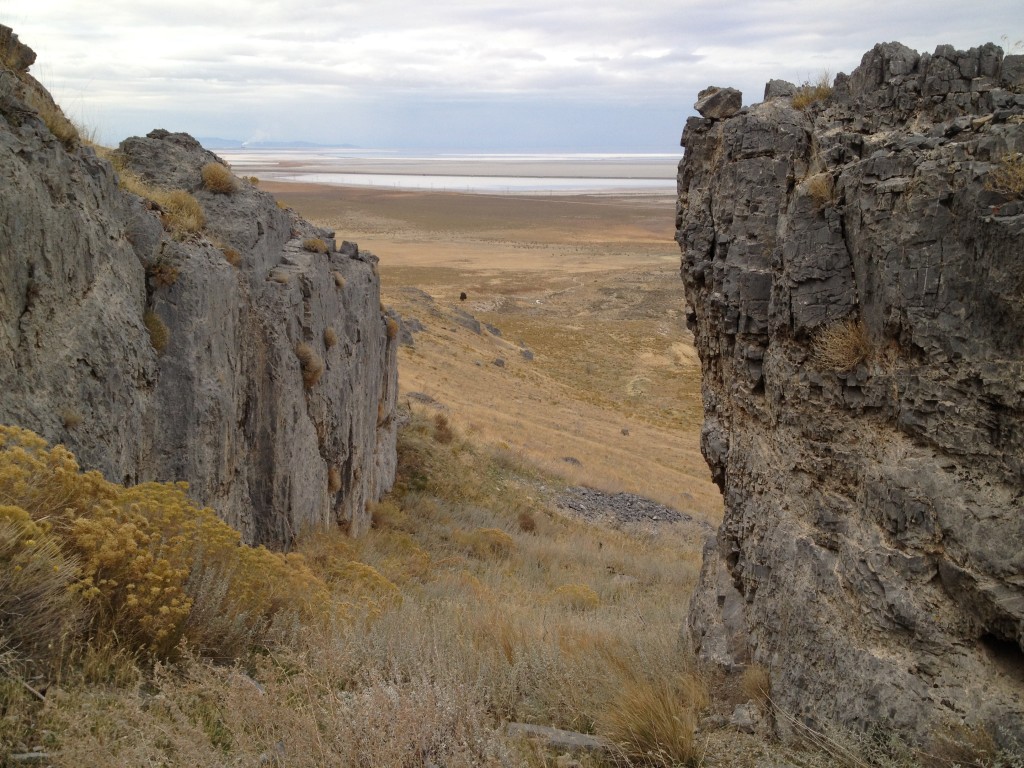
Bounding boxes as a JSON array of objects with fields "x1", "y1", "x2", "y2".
[
  {"x1": 677, "y1": 43, "x2": 1024, "y2": 743},
  {"x1": 0, "y1": 27, "x2": 398, "y2": 547}
]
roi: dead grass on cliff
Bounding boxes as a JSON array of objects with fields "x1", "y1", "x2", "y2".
[
  {"x1": 117, "y1": 168, "x2": 205, "y2": 239},
  {"x1": 792, "y1": 72, "x2": 834, "y2": 110},
  {"x1": 812, "y1": 317, "x2": 871, "y2": 373},
  {"x1": 200, "y1": 161, "x2": 236, "y2": 194},
  {"x1": 985, "y1": 153, "x2": 1024, "y2": 199}
]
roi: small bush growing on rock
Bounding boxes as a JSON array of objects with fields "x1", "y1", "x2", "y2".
[
  {"x1": 805, "y1": 172, "x2": 836, "y2": 209},
  {"x1": 200, "y1": 161, "x2": 236, "y2": 194},
  {"x1": 985, "y1": 152, "x2": 1024, "y2": 199},
  {"x1": 222, "y1": 246, "x2": 242, "y2": 267},
  {"x1": 327, "y1": 466, "x2": 342, "y2": 494},
  {"x1": 61, "y1": 409, "x2": 83, "y2": 430},
  {"x1": 144, "y1": 309, "x2": 170, "y2": 353},
  {"x1": 791, "y1": 72, "x2": 833, "y2": 110},
  {"x1": 812, "y1": 318, "x2": 871, "y2": 373},
  {"x1": 385, "y1": 316, "x2": 399, "y2": 340},
  {"x1": 303, "y1": 238, "x2": 329, "y2": 254},
  {"x1": 160, "y1": 190, "x2": 205, "y2": 238},
  {"x1": 247, "y1": 175, "x2": 259, "y2": 185},
  {"x1": 296, "y1": 342, "x2": 324, "y2": 388},
  {"x1": 332, "y1": 271, "x2": 346, "y2": 289},
  {"x1": 147, "y1": 258, "x2": 180, "y2": 287},
  {"x1": 323, "y1": 327, "x2": 338, "y2": 348}
]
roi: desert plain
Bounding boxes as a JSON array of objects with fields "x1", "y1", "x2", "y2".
[{"x1": 264, "y1": 181, "x2": 722, "y2": 523}]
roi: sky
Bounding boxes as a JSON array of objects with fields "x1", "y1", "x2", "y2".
[{"x1": 2, "y1": 1, "x2": 1021, "y2": 151}]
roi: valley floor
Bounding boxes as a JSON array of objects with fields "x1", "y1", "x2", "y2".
[{"x1": 264, "y1": 182, "x2": 722, "y2": 522}]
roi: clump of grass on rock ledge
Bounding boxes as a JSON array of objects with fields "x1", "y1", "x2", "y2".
[{"x1": 201, "y1": 161, "x2": 236, "y2": 194}]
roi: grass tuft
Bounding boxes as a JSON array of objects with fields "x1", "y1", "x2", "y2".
[
  {"x1": 805, "y1": 172, "x2": 836, "y2": 209},
  {"x1": 332, "y1": 271, "x2": 346, "y2": 289},
  {"x1": 222, "y1": 246, "x2": 242, "y2": 267},
  {"x1": 323, "y1": 327, "x2": 338, "y2": 349},
  {"x1": 601, "y1": 675, "x2": 708, "y2": 767},
  {"x1": 143, "y1": 309, "x2": 169, "y2": 353},
  {"x1": 201, "y1": 161, "x2": 236, "y2": 194},
  {"x1": 986, "y1": 153, "x2": 1024, "y2": 199},
  {"x1": 812, "y1": 317, "x2": 871, "y2": 373},
  {"x1": 385, "y1": 316, "x2": 399, "y2": 340},
  {"x1": 792, "y1": 72, "x2": 833, "y2": 110},
  {"x1": 327, "y1": 466, "x2": 342, "y2": 494},
  {"x1": 296, "y1": 342, "x2": 325, "y2": 388},
  {"x1": 303, "y1": 237, "x2": 329, "y2": 254},
  {"x1": 146, "y1": 258, "x2": 179, "y2": 287}
]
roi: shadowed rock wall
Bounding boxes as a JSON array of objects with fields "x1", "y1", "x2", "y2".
[
  {"x1": 0, "y1": 27, "x2": 398, "y2": 546},
  {"x1": 678, "y1": 42, "x2": 1024, "y2": 743}
]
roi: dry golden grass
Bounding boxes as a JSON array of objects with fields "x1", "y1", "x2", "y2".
[
  {"x1": 302, "y1": 237, "x2": 329, "y2": 253},
  {"x1": 986, "y1": 153, "x2": 1024, "y2": 199},
  {"x1": 332, "y1": 270, "x2": 346, "y2": 289},
  {"x1": 792, "y1": 72, "x2": 834, "y2": 110},
  {"x1": 146, "y1": 258, "x2": 179, "y2": 287},
  {"x1": 160, "y1": 190, "x2": 205, "y2": 236},
  {"x1": 296, "y1": 342, "x2": 325, "y2": 388},
  {"x1": 61, "y1": 409, "x2": 82, "y2": 430},
  {"x1": 25, "y1": 90, "x2": 78, "y2": 150},
  {"x1": 327, "y1": 466, "x2": 342, "y2": 494},
  {"x1": 200, "y1": 161, "x2": 236, "y2": 194},
  {"x1": 265, "y1": 182, "x2": 721, "y2": 521},
  {"x1": 812, "y1": 318, "x2": 872, "y2": 373},
  {"x1": 385, "y1": 315, "x2": 399, "y2": 340},
  {"x1": 323, "y1": 326, "x2": 337, "y2": 348},
  {"x1": 741, "y1": 663, "x2": 772, "y2": 707},
  {"x1": 805, "y1": 172, "x2": 836, "y2": 208},
  {"x1": 117, "y1": 169, "x2": 205, "y2": 239},
  {"x1": 600, "y1": 675, "x2": 708, "y2": 767},
  {"x1": 221, "y1": 246, "x2": 242, "y2": 267},
  {"x1": 143, "y1": 309, "x2": 169, "y2": 352}
]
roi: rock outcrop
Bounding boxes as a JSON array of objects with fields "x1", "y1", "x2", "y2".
[
  {"x1": 677, "y1": 43, "x2": 1024, "y2": 744},
  {"x1": 0, "y1": 27, "x2": 398, "y2": 547}
]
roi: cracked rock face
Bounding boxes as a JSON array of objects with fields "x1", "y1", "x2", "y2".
[
  {"x1": 677, "y1": 42, "x2": 1024, "y2": 744},
  {"x1": 0, "y1": 27, "x2": 398, "y2": 547}
]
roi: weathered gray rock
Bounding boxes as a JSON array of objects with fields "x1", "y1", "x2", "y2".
[
  {"x1": 506, "y1": 722, "x2": 610, "y2": 755},
  {"x1": 0, "y1": 28, "x2": 397, "y2": 546},
  {"x1": 678, "y1": 41, "x2": 1024, "y2": 746},
  {"x1": 763, "y1": 79, "x2": 796, "y2": 100},
  {"x1": 694, "y1": 86, "x2": 743, "y2": 119}
]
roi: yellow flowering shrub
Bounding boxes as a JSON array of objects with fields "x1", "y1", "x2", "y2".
[{"x1": 0, "y1": 426, "x2": 334, "y2": 660}]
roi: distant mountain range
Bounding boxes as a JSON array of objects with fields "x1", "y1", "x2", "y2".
[{"x1": 198, "y1": 137, "x2": 359, "y2": 150}]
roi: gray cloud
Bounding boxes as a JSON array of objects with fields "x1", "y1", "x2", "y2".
[{"x1": 6, "y1": 0, "x2": 1020, "y2": 149}]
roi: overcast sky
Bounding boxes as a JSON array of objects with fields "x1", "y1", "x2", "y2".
[{"x1": 3, "y1": 1, "x2": 1020, "y2": 151}]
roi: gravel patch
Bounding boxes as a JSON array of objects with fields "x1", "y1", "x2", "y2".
[{"x1": 558, "y1": 486, "x2": 711, "y2": 531}]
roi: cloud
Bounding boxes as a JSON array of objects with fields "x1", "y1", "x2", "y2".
[{"x1": 5, "y1": 0, "x2": 1019, "y2": 148}]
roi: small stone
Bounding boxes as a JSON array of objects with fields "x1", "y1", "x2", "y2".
[{"x1": 493, "y1": 357, "x2": 505, "y2": 368}]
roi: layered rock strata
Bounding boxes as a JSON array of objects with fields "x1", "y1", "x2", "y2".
[
  {"x1": 678, "y1": 42, "x2": 1024, "y2": 743},
  {"x1": 0, "y1": 27, "x2": 398, "y2": 546}
]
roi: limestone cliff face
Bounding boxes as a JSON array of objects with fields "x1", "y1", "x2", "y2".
[
  {"x1": 0, "y1": 27, "x2": 397, "y2": 547},
  {"x1": 678, "y1": 43, "x2": 1024, "y2": 742}
]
